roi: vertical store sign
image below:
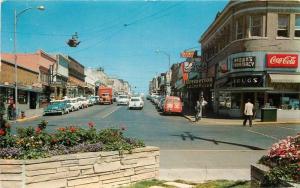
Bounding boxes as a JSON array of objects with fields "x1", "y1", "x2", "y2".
[{"x1": 266, "y1": 54, "x2": 298, "y2": 68}]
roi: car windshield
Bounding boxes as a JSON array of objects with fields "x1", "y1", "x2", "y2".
[
  {"x1": 131, "y1": 98, "x2": 140, "y2": 101},
  {"x1": 119, "y1": 96, "x2": 127, "y2": 98}
]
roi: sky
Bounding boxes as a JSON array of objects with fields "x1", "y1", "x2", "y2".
[{"x1": 1, "y1": 0, "x2": 227, "y2": 93}]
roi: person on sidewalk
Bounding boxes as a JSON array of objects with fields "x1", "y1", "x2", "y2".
[
  {"x1": 195, "y1": 97, "x2": 207, "y2": 122},
  {"x1": 243, "y1": 99, "x2": 254, "y2": 127}
]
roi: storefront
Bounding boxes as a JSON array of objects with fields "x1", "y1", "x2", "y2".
[
  {"x1": 215, "y1": 52, "x2": 300, "y2": 120},
  {"x1": 0, "y1": 85, "x2": 43, "y2": 113}
]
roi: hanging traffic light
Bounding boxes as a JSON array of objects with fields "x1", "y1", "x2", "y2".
[{"x1": 67, "y1": 32, "x2": 81, "y2": 47}]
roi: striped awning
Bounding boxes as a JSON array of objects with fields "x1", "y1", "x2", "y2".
[{"x1": 269, "y1": 74, "x2": 300, "y2": 83}]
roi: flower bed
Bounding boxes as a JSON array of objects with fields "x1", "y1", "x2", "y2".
[
  {"x1": 0, "y1": 121, "x2": 159, "y2": 188},
  {"x1": 0, "y1": 120, "x2": 145, "y2": 160},
  {"x1": 252, "y1": 133, "x2": 300, "y2": 187}
]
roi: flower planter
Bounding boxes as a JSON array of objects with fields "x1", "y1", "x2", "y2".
[
  {"x1": 251, "y1": 164, "x2": 300, "y2": 188},
  {"x1": 0, "y1": 146, "x2": 159, "y2": 188}
]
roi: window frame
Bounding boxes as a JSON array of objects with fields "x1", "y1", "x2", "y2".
[
  {"x1": 236, "y1": 17, "x2": 244, "y2": 40},
  {"x1": 277, "y1": 14, "x2": 290, "y2": 38},
  {"x1": 249, "y1": 15, "x2": 263, "y2": 37},
  {"x1": 295, "y1": 14, "x2": 300, "y2": 38}
]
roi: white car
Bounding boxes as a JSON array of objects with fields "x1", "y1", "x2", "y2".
[
  {"x1": 117, "y1": 95, "x2": 129, "y2": 105},
  {"x1": 79, "y1": 97, "x2": 89, "y2": 108},
  {"x1": 128, "y1": 97, "x2": 144, "y2": 110},
  {"x1": 69, "y1": 98, "x2": 81, "y2": 111}
]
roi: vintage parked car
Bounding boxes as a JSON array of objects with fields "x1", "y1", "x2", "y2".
[
  {"x1": 44, "y1": 101, "x2": 72, "y2": 115},
  {"x1": 117, "y1": 95, "x2": 129, "y2": 105},
  {"x1": 68, "y1": 98, "x2": 81, "y2": 111},
  {"x1": 157, "y1": 97, "x2": 166, "y2": 112},
  {"x1": 163, "y1": 96, "x2": 183, "y2": 115},
  {"x1": 128, "y1": 97, "x2": 144, "y2": 110}
]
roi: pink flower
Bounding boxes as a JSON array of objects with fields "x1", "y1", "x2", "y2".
[
  {"x1": 88, "y1": 122, "x2": 95, "y2": 128},
  {"x1": 35, "y1": 127, "x2": 42, "y2": 134}
]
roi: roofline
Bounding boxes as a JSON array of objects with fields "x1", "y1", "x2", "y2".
[
  {"x1": 68, "y1": 55, "x2": 85, "y2": 68},
  {"x1": 199, "y1": 1, "x2": 242, "y2": 43},
  {"x1": 1, "y1": 59, "x2": 39, "y2": 74}
]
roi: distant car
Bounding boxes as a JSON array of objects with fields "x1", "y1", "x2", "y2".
[
  {"x1": 69, "y1": 98, "x2": 81, "y2": 111},
  {"x1": 117, "y1": 95, "x2": 129, "y2": 105},
  {"x1": 128, "y1": 97, "x2": 144, "y2": 110},
  {"x1": 157, "y1": 97, "x2": 166, "y2": 112},
  {"x1": 163, "y1": 96, "x2": 183, "y2": 115},
  {"x1": 79, "y1": 97, "x2": 89, "y2": 108},
  {"x1": 146, "y1": 95, "x2": 151, "y2": 100},
  {"x1": 89, "y1": 96, "x2": 99, "y2": 105},
  {"x1": 44, "y1": 101, "x2": 71, "y2": 115}
]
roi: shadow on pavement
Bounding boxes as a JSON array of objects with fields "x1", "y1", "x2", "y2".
[{"x1": 170, "y1": 131, "x2": 265, "y2": 150}]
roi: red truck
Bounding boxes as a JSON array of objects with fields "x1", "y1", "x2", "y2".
[{"x1": 98, "y1": 86, "x2": 113, "y2": 105}]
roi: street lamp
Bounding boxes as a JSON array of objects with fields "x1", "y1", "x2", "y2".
[
  {"x1": 14, "y1": 6, "x2": 45, "y2": 119},
  {"x1": 155, "y1": 49, "x2": 170, "y2": 69},
  {"x1": 155, "y1": 50, "x2": 171, "y2": 96}
]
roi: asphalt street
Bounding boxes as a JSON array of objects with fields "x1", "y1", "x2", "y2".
[{"x1": 11, "y1": 100, "x2": 300, "y2": 181}]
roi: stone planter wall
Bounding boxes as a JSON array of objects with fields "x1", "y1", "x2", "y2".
[
  {"x1": 0, "y1": 146, "x2": 159, "y2": 188},
  {"x1": 251, "y1": 164, "x2": 299, "y2": 188}
]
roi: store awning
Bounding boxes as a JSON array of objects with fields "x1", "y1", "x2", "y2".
[{"x1": 269, "y1": 74, "x2": 300, "y2": 83}]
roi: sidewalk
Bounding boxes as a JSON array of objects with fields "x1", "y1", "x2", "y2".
[
  {"x1": 7, "y1": 108, "x2": 44, "y2": 123},
  {"x1": 183, "y1": 114, "x2": 300, "y2": 125}
]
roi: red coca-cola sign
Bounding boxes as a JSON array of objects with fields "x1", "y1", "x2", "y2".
[{"x1": 267, "y1": 54, "x2": 298, "y2": 68}]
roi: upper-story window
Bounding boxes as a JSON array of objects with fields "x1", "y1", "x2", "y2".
[
  {"x1": 236, "y1": 17, "x2": 244, "y2": 39},
  {"x1": 277, "y1": 14, "x2": 289, "y2": 37},
  {"x1": 295, "y1": 15, "x2": 300, "y2": 37},
  {"x1": 249, "y1": 15, "x2": 262, "y2": 37}
]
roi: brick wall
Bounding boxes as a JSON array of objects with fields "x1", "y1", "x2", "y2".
[
  {"x1": 0, "y1": 146, "x2": 159, "y2": 188},
  {"x1": 0, "y1": 61, "x2": 39, "y2": 86}
]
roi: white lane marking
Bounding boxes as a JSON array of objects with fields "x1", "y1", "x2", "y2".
[
  {"x1": 102, "y1": 106, "x2": 121, "y2": 119},
  {"x1": 275, "y1": 126, "x2": 297, "y2": 131},
  {"x1": 247, "y1": 129, "x2": 278, "y2": 140}
]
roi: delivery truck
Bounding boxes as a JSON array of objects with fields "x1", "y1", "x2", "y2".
[{"x1": 98, "y1": 86, "x2": 113, "y2": 105}]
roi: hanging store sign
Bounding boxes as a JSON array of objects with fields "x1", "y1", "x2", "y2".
[
  {"x1": 231, "y1": 76, "x2": 263, "y2": 87},
  {"x1": 233, "y1": 56, "x2": 256, "y2": 69},
  {"x1": 267, "y1": 54, "x2": 298, "y2": 68},
  {"x1": 184, "y1": 78, "x2": 213, "y2": 89},
  {"x1": 181, "y1": 51, "x2": 197, "y2": 58}
]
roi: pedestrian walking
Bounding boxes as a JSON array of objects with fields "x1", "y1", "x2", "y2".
[
  {"x1": 243, "y1": 99, "x2": 254, "y2": 127},
  {"x1": 195, "y1": 97, "x2": 207, "y2": 122}
]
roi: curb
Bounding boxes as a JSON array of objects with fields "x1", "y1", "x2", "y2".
[
  {"x1": 183, "y1": 115, "x2": 300, "y2": 126},
  {"x1": 15, "y1": 115, "x2": 41, "y2": 123},
  {"x1": 183, "y1": 115, "x2": 194, "y2": 123}
]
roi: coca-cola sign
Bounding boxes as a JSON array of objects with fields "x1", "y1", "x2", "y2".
[{"x1": 267, "y1": 54, "x2": 298, "y2": 68}]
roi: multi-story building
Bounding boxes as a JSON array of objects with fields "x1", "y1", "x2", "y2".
[
  {"x1": 0, "y1": 59, "x2": 40, "y2": 112},
  {"x1": 67, "y1": 56, "x2": 85, "y2": 98},
  {"x1": 1, "y1": 50, "x2": 56, "y2": 108},
  {"x1": 51, "y1": 54, "x2": 69, "y2": 100},
  {"x1": 200, "y1": 1, "x2": 300, "y2": 120}
]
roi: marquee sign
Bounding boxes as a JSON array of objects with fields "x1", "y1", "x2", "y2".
[
  {"x1": 184, "y1": 78, "x2": 213, "y2": 89},
  {"x1": 267, "y1": 54, "x2": 298, "y2": 68},
  {"x1": 233, "y1": 56, "x2": 256, "y2": 69},
  {"x1": 181, "y1": 51, "x2": 197, "y2": 58},
  {"x1": 231, "y1": 76, "x2": 263, "y2": 87}
]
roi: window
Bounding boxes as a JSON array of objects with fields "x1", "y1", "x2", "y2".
[
  {"x1": 249, "y1": 15, "x2": 262, "y2": 37},
  {"x1": 295, "y1": 15, "x2": 300, "y2": 37},
  {"x1": 277, "y1": 14, "x2": 289, "y2": 37},
  {"x1": 236, "y1": 17, "x2": 244, "y2": 39}
]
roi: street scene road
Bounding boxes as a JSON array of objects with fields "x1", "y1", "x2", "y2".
[{"x1": 11, "y1": 100, "x2": 300, "y2": 181}]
